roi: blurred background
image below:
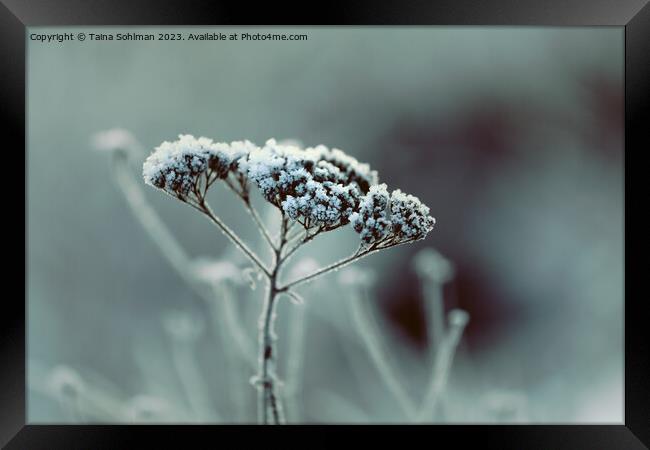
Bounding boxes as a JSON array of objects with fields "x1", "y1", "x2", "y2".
[{"x1": 27, "y1": 27, "x2": 623, "y2": 423}]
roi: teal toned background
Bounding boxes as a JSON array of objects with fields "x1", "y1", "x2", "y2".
[{"x1": 27, "y1": 27, "x2": 623, "y2": 423}]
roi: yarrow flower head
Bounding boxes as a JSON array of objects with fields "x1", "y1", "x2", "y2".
[
  {"x1": 350, "y1": 185, "x2": 435, "y2": 248},
  {"x1": 245, "y1": 139, "x2": 375, "y2": 230},
  {"x1": 349, "y1": 183, "x2": 392, "y2": 244},
  {"x1": 143, "y1": 134, "x2": 434, "y2": 248},
  {"x1": 142, "y1": 134, "x2": 256, "y2": 199},
  {"x1": 389, "y1": 189, "x2": 436, "y2": 241},
  {"x1": 309, "y1": 145, "x2": 378, "y2": 194}
]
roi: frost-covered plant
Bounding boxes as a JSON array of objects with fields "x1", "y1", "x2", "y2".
[{"x1": 142, "y1": 134, "x2": 436, "y2": 424}]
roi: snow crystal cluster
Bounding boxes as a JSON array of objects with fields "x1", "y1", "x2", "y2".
[
  {"x1": 350, "y1": 184, "x2": 435, "y2": 246},
  {"x1": 143, "y1": 135, "x2": 435, "y2": 244},
  {"x1": 245, "y1": 139, "x2": 376, "y2": 229},
  {"x1": 142, "y1": 134, "x2": 256, "y2": 198}
]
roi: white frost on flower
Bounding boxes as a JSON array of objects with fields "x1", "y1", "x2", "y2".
[
  {"x1": 351, "y1": 186, "x2": 435, "y2": 246},
  {"x1": 350, "y1": 183, "x2": 391, "y2": 244},
  {"x1": 92, "y1": 128, "x2": 143, "y2": 158},
  {"x1": 142, "y1": 134, "x2": 257, "y2": 197},
  {"x1": 309, "y1": 145, "x2": 378, "y2": 193},
  {"x1": 246, "y1": 139, "x2": 375, "y2": 229},
  {"x1": 389, "y1": 189, "x2": 436, "y2": 241},
  {"x1": 143, "y1": 133, "x2": 436, "y2": 246}
]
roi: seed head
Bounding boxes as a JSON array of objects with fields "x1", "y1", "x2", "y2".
[
  {"x1": 142, "y1": 134, "x2": 256, "y2": 199},
  {"x1": 143, "y1": 134, "x2": 435, "y2": 246},
  {"x1": 389, "y1": 189, "x2": 436, "y2": 241},
  {"x1": 350, "y1": 186, "x2": 435, "y2": 247},
  {"x1": 246, "y1": 139, "x2": 373, "y2": 229},
  {"x1": 349, "y1": 183, "x2": 392, "y2": 244}
]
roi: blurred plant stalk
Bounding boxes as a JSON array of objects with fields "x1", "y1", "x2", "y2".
[
  {"x1": 96, "y1": 130, "x2": 258, "y2": 422},
  {"x1": 341, "y1": 248, "x2": 468, "y2": 423}
]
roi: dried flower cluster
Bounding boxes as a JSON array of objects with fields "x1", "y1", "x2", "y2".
[
  {"x1": 143, "y1": 135, "x2": 435, "y2": 246},
  {"x1": 245, "y1": 139, "x2": 377, "y2": 230},
  {"x1": 350, "y1": 184, "x2": 435, "y2": 248},
  {"x1": 142, "y1": 134, "x2": 255, "y2": 200}
]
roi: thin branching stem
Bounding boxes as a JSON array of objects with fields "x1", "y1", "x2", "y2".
[
  {"x1": 256, "y1": 215, "x2": 289, "y2": 424},
  {"x1": 419, "y1": 272, "x2": 448, "y2": 419},
  {"x1": 424, "y1": 279, "x2": 446, "y2": 360},
  {"x1": 279, "y1": 228, "x2": 321, "y2": 263},
  {"x1": 245, "y1": 201, "x2": 278, "y2": 251},
  {"x1": 223, "y1": 178, "x2": 278, "y2": 252},
  {"x1": 279, "y1": 239, "x2": 416, "y2": 291},
  {"x1": 199, "y1": 201, "x2": 271, "y2": 278}
]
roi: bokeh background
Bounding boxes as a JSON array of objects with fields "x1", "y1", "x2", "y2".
[{"x1": 27, "y1": 27, "x2": 623, "y2": 423}]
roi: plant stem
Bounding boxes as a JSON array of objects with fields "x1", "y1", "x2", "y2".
[
  {"x1": 424, "y1": 279, "x2": 446, "y2": 363},
  {"x1": 281, "y1": 251, "x2": 365, "y2": 291},
  {"x1": 256, "y1": 217, "x2": 289, "y2": 424},
  {"x1": 279, "y1": 239, "x2": 418, "y2": 292},
  {"x1": 224, "y1": 178, "x2": 278, "y2": 252},
  {"x1": 416, "y1": 309, "x2": 469, "y2": 422},
  {"x1": 421, "y1": 276, "x2": 447, "y2": 419},
  {"x1": 199, "y1": 201, "x2": 271, "y2": 278},
  {"x1": 244, "y1": 200, "x2": 278, "y2": 252},
  {"x1": 257, "y1": 281, "x2": 283, "y2": 424}
]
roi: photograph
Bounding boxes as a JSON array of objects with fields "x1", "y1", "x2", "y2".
[{"x1": 24, "y1": 26, "x2": 625, "y2": 426}]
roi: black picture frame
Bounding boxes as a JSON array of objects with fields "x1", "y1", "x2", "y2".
[{"x1": 2, "y1": 1, "x2": 647, "y2": 447}]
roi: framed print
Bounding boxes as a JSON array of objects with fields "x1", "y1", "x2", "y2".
[{"x1": 2, "y1": 0, "x2": 648, "y2": 447}]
